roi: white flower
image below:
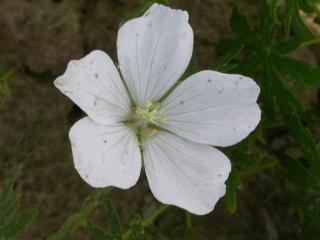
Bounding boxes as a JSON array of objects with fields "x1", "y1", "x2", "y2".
[{"x1": 54, "y1": 4, "x2": 261, "y2": 215}]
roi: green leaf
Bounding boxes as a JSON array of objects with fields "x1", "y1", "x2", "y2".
[
  {"x1": 89, "y1": 225, "x2": 114, "y2": 240},
  {"x1": 264, "y1": 56, "x2": 304, "y2": 112},
  {"x1": 106, "y1": 200, "x2": 123, "y2": 240},
  {"x1": 275, "y1": 56, "x2": 320, "y2": 86},
  {"x1": 281, "y1": 154, "x2": 320, "y2": 189},
  {"x1": 145, "y1": 225, "x2": 167, "y2": 240},
  {"x1": 212, "y1": 42, "x2": 244, "y2": 72},
  {"x1": 128, "y1": 214, "x2": 145, "y2": 240},
  {"x1": 230, "y1": 6, "x2": 260, "y2": 47},
  {"x1": 0, "y1": 193, "x2": 20, "y2": 221},
  {"x1": 0, "y1": 165, "x2": 21, "y2": 201},
  {"x1": 181, "y1": 57, "x2": 197, "y2": 80},
  {"x1": 272, "y1": 35, "x2": 303, "y2": 54},
  {"x1": 185, "y1": 212, "x2": 195, "y2": 240},
  {"x1": 260, "y1": 56, "x2": 280, "y2": 122},
  {"x1": 235, "y1": 51, "x2": 264, "y2": 75},
  {"x1": 126, "y1": 0, "x2": 169, "y2": 20},
  {"x1": 224, "y1": 170, "x2": 242, "y2": 214},
  {"x1": 299, "y1": 0, "x2": 318, "y2": 13},
  {"x1": 0, "y1": 66, "x2": 13, "y2": 103},
  {"x1": 287, "y1": 0, "x2": 315, "y2": 39},
  {"x1": 266, "y1": 57, "x2": 320, "y2": 175},
  {"x1": 48, "y1": 189, "x2": 111, "y2": 240},
  {"x1": 279, "y1": 106, "x2": 320, "y2": 175},
  {"x1": 300, "y1": 199, "x2": 320, "y2": 239},
  {"x1": 269, "y1": 0, "x2": 283, "y2": 24},
  {"x1": 260, "y1": 0, "x2": 277, "y2": 45},
  {"x1": 283, "y1": 3, "x2": 293, "y2": 39},
  {"x1": 1, "y1": 208, "x2": 38, "y2": 239}
]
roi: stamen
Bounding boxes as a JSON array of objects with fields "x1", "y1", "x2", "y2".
[{"x1": 125, "y1": 101, "x2": 167, "y2": 139}]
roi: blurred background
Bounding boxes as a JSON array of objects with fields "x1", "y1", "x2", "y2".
[{"x1": 0, "y1": 0, "x2": 319, "y2": 239}]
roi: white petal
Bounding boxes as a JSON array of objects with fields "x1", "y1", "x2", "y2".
[
  {"x1": 54, "y1": 50, "x2": 131, "y2": 125},
  {"x1": 117, "y1": 3, "x2": 193, "y2": 106},
  {"x1": 161, "y1": 70, "x2": 261, "y2": 147},
  {"x1": 69, "y1": 117, "x2": 141, "y2": 189},
  {"x1": 143, "y1": 132, "x2": 231, "y2": 215}
]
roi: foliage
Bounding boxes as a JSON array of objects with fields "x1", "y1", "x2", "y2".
[
  {"x1": 0, "y1": 66, "x2": 12, "y2": 104},
  {"x1": 1, "y1": 0, "x2": 320, "y2": 239},
  {"x1": 216, "y1": 0, "x2": 320, "y2": 238},
  {"x1": 0, "y1": 165, "x2": 38, "y2": 239}
]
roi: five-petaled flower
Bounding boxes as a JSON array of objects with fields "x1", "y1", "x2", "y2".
[{"x1": 54, "y1": 4, "x2": 261, "y2": 215}]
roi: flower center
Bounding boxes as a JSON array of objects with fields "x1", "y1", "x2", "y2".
[{"x1": 124, "y1": 101, "x2": 167, "y2": 139}]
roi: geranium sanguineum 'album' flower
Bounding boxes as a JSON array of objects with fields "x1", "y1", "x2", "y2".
[{"x1": 54, "y1": 4, "x2": 261, "y2": 215}]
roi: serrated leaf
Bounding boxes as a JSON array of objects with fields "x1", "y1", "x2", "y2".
[
  {"x1": 275, "y1": 56, "x2": 320, "y2": 86},
  {"x1": 106, "y1": 200, "x2": 123, "y2": 240},
  {"x1": 266, "y1": 56, "x2": 304, "y2": 111},
  {"x1": 224, "y1": 170, "x2": 242, "y2": 214},
  {"x1": 272, "y1": 35, "x2": 303, "y2": 54},
  {"x1": 212, "y1": 42, "x2": 244, "y2": 72},
  {"x1": 235, "y1": 51, "x2": 264, "y2": 75},
  {"x1": 1, "y1": 208, "x2": 38, "y2": 239},
  {"x1": 230, "y1": 6, "x2": 260, "y2": 47},
  {"x1": 89, "y1": 225, "x2": 114, "y2": 240},
  {"x1": 266, "y1": 57, "x2": 320, "y2": 175}
]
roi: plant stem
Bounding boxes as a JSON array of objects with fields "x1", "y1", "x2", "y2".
[
  {"x1": 143, "y1": 205, "x2": 169, "y2": 226},
  {"x1": 48, "y1": 188, "x2": 111, "y2": 240},
  {"x1": 300, "y1": 38, "x2": 320, "y2": 48}
]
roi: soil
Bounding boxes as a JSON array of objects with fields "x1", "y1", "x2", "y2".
[{"x1": 0, "y1": 0, "x2": 318, "y2": 239}]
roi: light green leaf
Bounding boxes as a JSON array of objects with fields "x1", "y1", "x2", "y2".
[
  {"x1": 224, "y1": 170, "x2": 242, "y2": 214},
  {"x1": 185, "y1": 212, "x2": 195, "y2": 240},
  {"x1": 128, "y1": 214, "x2": 145, "y2": 240},
  {"x1": 89, "y1": 225, "x2": 114, "y2": 240},
  {"x1": 1, "y1": 208, "x2": 38, "y2": 239},
  {"x1": 106, "y1": 200, "x2": 123, "y2": 240}
]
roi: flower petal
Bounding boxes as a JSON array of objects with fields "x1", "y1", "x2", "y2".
[
  {"x1": 54, "y1": 50, "x2": 131, "y2": 125},
  {"x1": 117, "y1": 3, "x2": 193, "y2": 106},
  {"x1": 69, "y1": 117, "x2": 141, "y2": 189},
  {"x1": 161, "y1": 70, "x2": 261, "y2": 147},
  {"x1": 143, "y1": 132, "x2": 231, "y2": 215}
]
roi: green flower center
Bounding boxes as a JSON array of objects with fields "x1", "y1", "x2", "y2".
[{"x1": 124, "y1": 101, "x2": 167, "y2": 139}]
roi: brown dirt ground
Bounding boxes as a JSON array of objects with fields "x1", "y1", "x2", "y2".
[{"x1": 0, "y1": 0, "x2": 318, "y2": 239}]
